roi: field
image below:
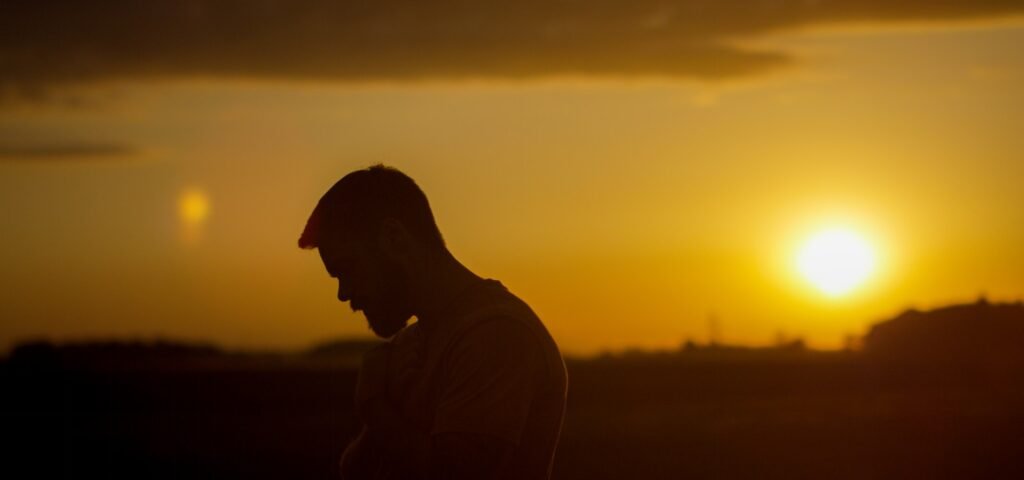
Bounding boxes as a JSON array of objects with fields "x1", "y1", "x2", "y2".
[{"x1": 3, "y1": 345, "x2": 1021, "y2": 479}]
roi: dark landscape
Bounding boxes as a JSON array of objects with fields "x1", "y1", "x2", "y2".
[{"x1": 4, "y1": 299, "x2": 1023, "y2": 479}]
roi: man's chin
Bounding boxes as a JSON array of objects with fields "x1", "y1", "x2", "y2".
[{"x1": 366, "y1": 314, "x2": 410, "y2": 339}]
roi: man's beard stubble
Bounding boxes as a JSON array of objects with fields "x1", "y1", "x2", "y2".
[
  {"x1": 364, "y1": 258, "x2": 414, "y2": 339},
  {"x1": 366, "y1": 308, "x2": 409, "y2": 338}
]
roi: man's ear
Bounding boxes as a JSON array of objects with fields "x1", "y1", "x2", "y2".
[{"x1": 377, "y1": 218, "x2": 413, "y2": 260}]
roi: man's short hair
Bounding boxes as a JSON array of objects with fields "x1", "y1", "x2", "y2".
[{"x1": 298, "y1": 165, "x2": 445, "y2": 250}]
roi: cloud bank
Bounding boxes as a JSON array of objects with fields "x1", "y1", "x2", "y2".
[
  {"x1": 2, "y1": 0, "x2": 1022, "y2": 99},
  {"x1": 0, "y1": 142, "x2": 140, "y2": 162}
]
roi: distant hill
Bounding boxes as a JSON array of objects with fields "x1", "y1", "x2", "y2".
[
  {"x1": 6, "y1": 339, "x2": 225, "y2": 370},
  {"x1": 864, "y1": 298, "x2": 1024, "y2": 365},
  {"x1": 303, "y1": 337, "x2": 381, "y2": 358},
  {"x1": 2, "y1": 337, "x2": 383, "y2": 371}
]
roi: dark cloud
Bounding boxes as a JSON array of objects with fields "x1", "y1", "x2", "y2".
[
  {"x1": 1, "y1": 0, "x2": 1022, "y2": 98},
  {"x1": 0, "y1": 142, "x2": 140, "y2": 162}
]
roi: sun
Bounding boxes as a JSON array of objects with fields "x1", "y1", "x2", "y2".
[{"x1": 796, "y1": 227, "x2": 876, "y2": 297}]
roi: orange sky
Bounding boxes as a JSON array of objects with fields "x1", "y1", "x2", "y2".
[{"x1": 2, "y1": 3, "x2": 1023, "y2": 355}]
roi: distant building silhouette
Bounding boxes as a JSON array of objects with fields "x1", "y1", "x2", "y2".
[{"x1": 864, "y1": 298, "x2": 1024, "y2": 365}]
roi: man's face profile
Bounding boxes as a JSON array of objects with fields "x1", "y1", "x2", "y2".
[{"x1": 318, "y1": 234, "x2": 413, "y2": 338}]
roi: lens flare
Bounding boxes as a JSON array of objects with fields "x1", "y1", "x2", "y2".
[{"x1": 179, "y1": 188, "x2": 210, "y2": 244}]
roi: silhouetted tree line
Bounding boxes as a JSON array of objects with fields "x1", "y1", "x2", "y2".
[
  {"x1": 6, "y1": 339, "x2": 223, "y2": 369},
  {"x1": 4, "y1": 298, "x2": 1023, "y2": 368}
]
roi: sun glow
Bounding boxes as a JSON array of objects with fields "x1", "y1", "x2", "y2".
[{"x1": 797, "y1": 227, "x2": 876, "y2": 298}]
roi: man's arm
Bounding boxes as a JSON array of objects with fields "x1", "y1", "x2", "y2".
[
  {"x1": 358, "y1": 400, "x2": 515, "y2": 479},
  {"x1": 427, "y1": 317, "x2": 543, "y2": 478},
  {"x1": 427, "y1": 432, "x2": 513, "y2": 479},
  {"x1": 339, "y1": 426, "x2": 382, "y2": 479},
  {"x1": 339, "y1": 343, "x2": 404, "y2": 479}
]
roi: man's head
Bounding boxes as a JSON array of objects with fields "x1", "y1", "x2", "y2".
[{"x1": 299, "y1": 165, "x2": 445, "y2": 338}]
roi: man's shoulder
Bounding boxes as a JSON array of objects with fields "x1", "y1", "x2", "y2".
[
  {"x1": 457, "y1": 279, "x2": 539, "y2": 324},
  {"x1": 388, "y1": 280, "x2": 535, "y2": 361},
  {"x1": 453, "y1": 314, "x2": 540, "y2": 352},
  {"x1": 446, "y1": 281, "x2": 565, "y2": 382},
  {"x1": 448, "y1": 281, "x2": 550, "y2": 346}
]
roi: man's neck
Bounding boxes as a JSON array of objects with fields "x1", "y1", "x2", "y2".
[{"x1": 410, "y1": 249, "x2": 483, "y2": 329}]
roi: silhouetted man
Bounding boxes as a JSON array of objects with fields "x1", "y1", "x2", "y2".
[{"x1": 299, "y1": 165, "x2": 567, "y2": 479}]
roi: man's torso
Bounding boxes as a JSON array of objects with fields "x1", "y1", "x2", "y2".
[{"x1": 386, "y1": 279, "x2": 567, "y2": 479}]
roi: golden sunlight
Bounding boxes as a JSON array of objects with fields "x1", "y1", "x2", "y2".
[{"x1": 796, "y1": 227, "x2": 876, "y2": 298}]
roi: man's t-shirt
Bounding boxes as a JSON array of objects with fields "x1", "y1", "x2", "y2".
[{"x1": 386, "y1": 279, "x2": 567, "y2": 479}]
